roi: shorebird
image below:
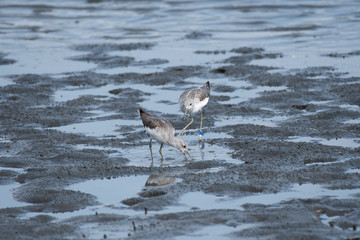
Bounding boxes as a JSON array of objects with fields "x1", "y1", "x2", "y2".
[
  {"x1": 138, "y1": 108, "x2": 190, "y2": 161},
  {"x1": 179, "y1": 81, "x2": 210, "y2": 138}
]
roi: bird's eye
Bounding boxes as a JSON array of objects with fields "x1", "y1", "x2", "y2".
[
  {"x1": 183, "y1": 145, "x2": 186, "y2": 148},
  {"x1": 189, "y1": 103, "x2": 192, "y2": 106}
]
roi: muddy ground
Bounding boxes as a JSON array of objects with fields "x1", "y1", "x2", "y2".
[
  {"x1": 1, "y1": 44, "x2": 360, "y2": 239},
  {"x1": 1, "y1": 1, "x2": 360, "y2": 240}
]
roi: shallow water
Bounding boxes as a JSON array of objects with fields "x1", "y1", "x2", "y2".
[
  {"x1": 51, "y1": 119, "x2": 138, "y2": 138},
  {"x1": 1, "y1": 0, "x2": 360, "y2": 77},
  {"x1": 0, "y1": 183, "x2": 29, "y2": 209},
  {"x1": 0, "y1": 167, "x2": 28, "y2": 209},
  {"x1": 68, "y1": 175, "x2": 149, "y2": 206},
  {"x1": 74, "y1": 131, "x2": 239, "y2": 167},
  {"x1": 175, "y1": 224, "x2": 257, "y2": 240},
  {"x1": 158, "y1": 183, "x2": 360, "y2": 214},
  {"x1": 0, "y1": 173, "x2": 29, "y2": 209},
  {"x1": 286, "y1": 136, "x2": 360, "y2": 149}
]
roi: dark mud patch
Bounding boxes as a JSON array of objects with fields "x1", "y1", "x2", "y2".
[
  {"x1": 71, "y1": 42, "x2": 156, "y2": 53},
  {"x1": 71, "y1": 54, "x2": 135, "y2": 68},
  {"x1": 325, "y1": 50, "x2": 360, "y2": 58},
  {"x1": 184, "y1": 31, "x2": 212, "y2": 39},
  {"x1": 70, "y1": 53, "x2": 168, "y2": 68},
  {"x1": 15, "y1": 188, "x2": 99, "y2": 213},
  {"x1": 139, "y1": 190, "x2": 167, "y2": 198},
  {"x1": 0, "y1": 52, "x2": 16, "y2": 65},
  {"x1": 195, "y1": 50, "x2": 226, "y2": 55},
  {"x1": 211, "y1": 47, "x2": 283, "y2": 66},
  {"x1": 267, "y1": 24, "x2": 319, "y2": 32},
  {"x1": 69, "y1": 42, "x2": 163, "y2": 68},
  {"x1": 122, "y1": 197, "x2": 144, "y2": 206}
]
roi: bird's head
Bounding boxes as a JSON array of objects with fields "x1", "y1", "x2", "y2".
[
  {"x1": 185, "y1": 101, "x2": 193, "y2": 113},
  {"x1": 176, "y1": 138, "x2": 188, "y2": 154}
]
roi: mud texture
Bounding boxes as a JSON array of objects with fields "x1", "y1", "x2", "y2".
[
  {"x1": 1, "y1": 1, "x2": 360, "y2": 240},
  {"x1": 1, "y1": 44, "x2": 360, "y2": 239}
]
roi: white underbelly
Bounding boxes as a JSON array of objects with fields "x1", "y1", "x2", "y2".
[{"x1": 192, "y1": 97, "x2": 209, "y2": 113}]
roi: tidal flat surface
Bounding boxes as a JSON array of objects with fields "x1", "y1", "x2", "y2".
[{"x1": 0, "y1": 0, "x2": 360, "y2": 239}]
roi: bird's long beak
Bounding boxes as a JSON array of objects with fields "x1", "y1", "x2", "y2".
[{"x1": 184, "y1": 151, "x2": 193, "y2": 160}]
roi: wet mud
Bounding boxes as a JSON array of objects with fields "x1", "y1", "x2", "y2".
[{"x1": 1, "y1": 1, "x2": 360, "y2": 240}]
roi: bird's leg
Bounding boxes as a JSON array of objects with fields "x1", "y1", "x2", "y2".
[
  {"x1": 159, "y1": 143, "x2": 165, "y2": 161},
  {"x1": 198, "y1": 111, "x2": 204, "y2": 140},
  {"x1": 149, "y1": 138, "x2": 153, "y2": 161},
  {"x1": 185, "y1": 151, "x2": 193, "y2": 161},
  {"x1": 179, "y1": 114, "x2": 193, "y2": 136}
]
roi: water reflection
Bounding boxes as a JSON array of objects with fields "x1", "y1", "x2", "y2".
[{"x1": 145, "y1": 174, "x2": 176, "y2": 186}]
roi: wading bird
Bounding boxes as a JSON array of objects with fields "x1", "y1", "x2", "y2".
[
  {"x1": 138, "y1": 108, "x2": 190, "y2": 161},
  {"x1": 179, "y1": 81, "x2": 210, "y2": 139}
]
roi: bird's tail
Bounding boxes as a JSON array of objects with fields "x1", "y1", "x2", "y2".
[{"x1": 204, "y1": 81, "x2": 210, "y2": 92}]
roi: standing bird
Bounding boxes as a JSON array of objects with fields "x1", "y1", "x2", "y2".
[
  {"x1": 179, "y1": 81, "x2": 210, "y2": 138},
  {"x1": 138, "y1": 108, "x2": 190, "y2": 161}
]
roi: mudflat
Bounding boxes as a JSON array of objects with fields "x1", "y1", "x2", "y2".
[{"x1": 0, "y1": 1, "x2": 359, "y2": 239}]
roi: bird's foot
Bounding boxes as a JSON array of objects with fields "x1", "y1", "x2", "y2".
[{"x1": 199, "y1": 140, "x2": 205, "y2": 149}]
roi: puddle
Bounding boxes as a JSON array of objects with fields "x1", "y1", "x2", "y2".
[
  {"x1": 0, "y1": 167, "x2": 30, "y2": 209},
  {"x1": 346, "y1": 168, "x2": 360, "y2": 174},
  {"x1": 86, "y1": 109, "x2": 118, "y2": 119},
  {"x1": 286, "y1": 136, "x2": 360, "y2": 149},
  {"x1": 0, "y1": 166, "x2": 26, "y2": 174},
  {"x1": 0, "y1": 76, "x2": 14, "y2": 87},
  {"x1": 319, "y1": 213, "x2": 359, "y2": 232},
  {"x1": 120, "y1": 131, "x2": 240, "y2": 167},
  {"x1": 0, "y1": 182, "x2": 29, "y2": 209},
  {"x1": 159, "y1": 183, "x2": 360, "y2": 214},
  {"x1": 304, "y1": 157, "x2": 353, "y2": 167},
  {"x1": 344, "y1": 118, "x2": 360, "y2": 124},
  {"x1": 175, "y1": 223, "x2": 256, "y2": 240},
  {"x1": 216, "y1": 115, "x2": 288, "y2": 128},
  {"x1": 0, "y1": 138, "x2": 11, "y2": 144},
  {"x1": 319, "y1": 214, "x2": 343, "y2": 231},
  {"x1": 23, "y1": 175, "x2": 152, "y2": 220},
  {"x1": 120, "y1": 140, "x2": 238, "y2": 167},
  {"x1": 73, "y1": 129, "x2": 238, "y2": 167},
  {"x1": 50, "y1": 119, "x2": 139, "y2": 138},
  {"x1": 339, "y1": 104, "x2": 360, "y2": 111},
  {"x1": 69, "y1": 175, "x2": 149, "y2": 206},
  {"x1": 122, "y1": 83, "x2": 180, "y2": 115},
  {"x1": 309, "y1": 100, "x2": 334, "y2": 105},
  {"x1": 54, "y1": 84, "x2": 116, "y2": 102},
  {"x1": 216, "y1": 85, "x2": 288, "y2": 105}
]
